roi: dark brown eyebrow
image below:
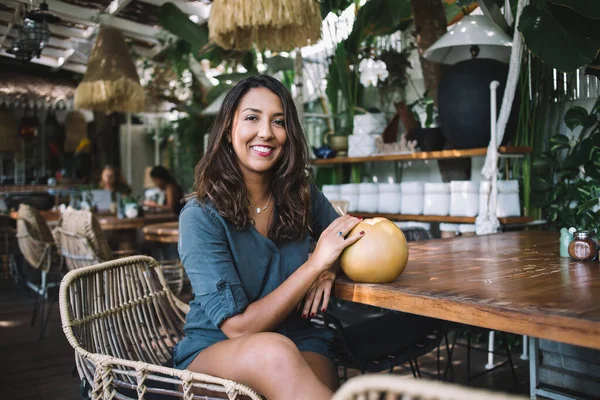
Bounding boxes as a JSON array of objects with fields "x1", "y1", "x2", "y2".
[{"x1": 242, "y1": 108, "x2": 284, "y2": 117}]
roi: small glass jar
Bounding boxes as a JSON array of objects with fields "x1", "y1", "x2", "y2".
[{"x1": 568, "y1": 231, "x2": 598, "y2": 262}]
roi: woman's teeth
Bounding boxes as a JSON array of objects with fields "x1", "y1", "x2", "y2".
[{"x1": 252, "y1": 146, "x2": 273, "y2": 154}]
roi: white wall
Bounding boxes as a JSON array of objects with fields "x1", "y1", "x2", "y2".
[{"x1": 119, "y1": 124, "x2": 155, "y2": 198}]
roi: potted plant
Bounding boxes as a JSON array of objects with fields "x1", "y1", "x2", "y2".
[{"x1": 532, "y1": 97, "x2": 600, "y2": 234}]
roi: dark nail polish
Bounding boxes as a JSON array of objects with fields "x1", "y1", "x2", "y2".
[
  {"x1": 321, "y1": 308, "x2": 326, "y2": 312},
  {"x1": 360, "y1": 231, "x2": 365, "y2": 235},
  {"x1": 310, "y1": 313, "x2": 315, "y2": 317},
  {"x1": 302, "y1": 314, "x2": 307, "y2": 319}
]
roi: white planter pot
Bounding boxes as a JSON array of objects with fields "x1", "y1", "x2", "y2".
[
  {"x1": 450, "y1": 181, "x2": 479, "y2": 217},
  {"x1": 353, "y1": 112, "x2": 387, "y2": 136},
  {"x1": 340, "y1": 184, "x2": 359, "y2": 212},
  {"x1": 348, "y1": 134, "x2": 379, "y2": 157},
  {"x1": 400, "y1": 182, "x2": 424, "y2": 215},
  {"x1": 322, "y1": 184, "x2": 341, "y2": 202},
  {"x1": 424, "y1": 183, "x2": 451, "y2": 216},
  {"x1": 479, "y1": 180, "x2": 521, "y2": 217},
  {"x1": 378, "y1": 183, "x2": 402, "y2": 214},
  {"x1": 358, "y1": 183, "x2": 379, "y2": 213}
]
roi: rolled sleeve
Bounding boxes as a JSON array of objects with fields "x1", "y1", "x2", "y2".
[
  {"x1": 178, "y1": 203, "x2": 250, "y2": 328},
  {"x1": 310, "y1": 184, "x2": 341, "y2": 240}
]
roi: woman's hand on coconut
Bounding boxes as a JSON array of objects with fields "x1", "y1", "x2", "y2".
[{"x1": 310, "y1": 215, "x2": 365, "y2": 273}]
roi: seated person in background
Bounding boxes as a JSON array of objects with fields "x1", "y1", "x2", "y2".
[
  {"x1": 143, "y1": 166, "x2": 184, "y2": 214},
  {"x1": 98, "y1": 165, "x2": 131, "y2": 200}
]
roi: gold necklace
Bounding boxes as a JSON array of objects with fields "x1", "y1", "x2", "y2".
[{"x1": 254, "y1": 193, "x2": 272, "y2": 214}]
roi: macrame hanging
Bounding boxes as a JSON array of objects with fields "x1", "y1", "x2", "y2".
[
  {"x1": 475, "y1": 0, "x2": 527, "y2": 235},
  {"x1": 74, "y1": 26, "x2": 145, "y2": 113},
  {"x1": 208, "y1": 0, "x2": 322, "y2": 51}
]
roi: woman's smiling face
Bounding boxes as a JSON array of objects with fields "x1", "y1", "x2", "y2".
[{"x1": 230, "y1": 87, "x2": 287, "y2": 176}]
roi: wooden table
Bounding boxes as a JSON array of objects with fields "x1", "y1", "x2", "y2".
[
  {"x1": 97, "y1": 212, "x2": 178, "y2": 251},
  {"x1": 335, "y1": 231, "x2": 600, "y2": 351},
  {"x1": 97, "y1": 213, "x2": 177, "y2": 231},
  {"x1": 143, "y1": 222, "x2": 179, "y2": 243}
]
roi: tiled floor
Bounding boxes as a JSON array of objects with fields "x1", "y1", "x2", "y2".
[{"x1": 0, "y1": 278, "x2": 529, "y2": 399}]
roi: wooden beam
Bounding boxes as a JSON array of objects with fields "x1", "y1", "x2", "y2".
[
  {"x1": 107, "y1": 0, "x2": 134, "y2": 15},
  {"x1": 139, "y1": 0, "x2": 210, "y2": 20},
  {"x1": 0, "y1": 49, "x2": 86, "y2": 74},
  {"x1": 0, "y1": 12, "x2": 20, "y2": 49}
]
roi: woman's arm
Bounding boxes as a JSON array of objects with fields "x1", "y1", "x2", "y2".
[
  {"x1": 144, "y1": 185, "x2": 177, "y2": 212},
  {"x1": 220, "y1": 214, "x2": 363, "y2": 339}
]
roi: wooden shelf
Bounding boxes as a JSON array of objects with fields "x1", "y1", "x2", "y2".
[
  {"x1": 309, "y1": 146, "x2": 532, "y2": 165},
  {"x1": 355, "y1": 213, "x2": 534, "y2": 225}
]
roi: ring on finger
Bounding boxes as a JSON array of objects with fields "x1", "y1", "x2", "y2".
[{"x1": 337, "y1": 231, "x2": 344, "y2": 237}]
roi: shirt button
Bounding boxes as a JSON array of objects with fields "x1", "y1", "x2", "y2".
[{"x1": 217, "y1": 280, "x2": 226, "y2": 291}]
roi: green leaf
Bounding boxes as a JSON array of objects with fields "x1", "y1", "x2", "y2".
[
  {"x1": 320, "y1": 0, "x2": 354, "y2": 18},
  {"x1": 158, "y1": 3, "x2": 209, "y2": 53},
  {"x1": 550, "y1": 133, "x2": 570, "y2": 151},
  {"x1": 574, "y1": 137, "x2": 595, "y2": 162},
  {"x1": 549, "y1": 0, "x2": 600, "y2": 19},
  {"x1": 518, "y1": 5, "x2": 600, "y2": 72},
  {"x1": 577, "y1": 198, "x2": 599, "y2": 214},
  {"x1": 265, "y1": 55, "x2": 294, "y2": 73},
  {"x1": 564, "y1": 106, "x2": 589, "y2": 130},
  {"x1": 206, "y1": 83, "x2": 232, "y2": 105},
  {"x1": 345, "y1": 0, "x2": 412, "y2": 57},
  {"x1": 592, "y1": 95, "x2": 600, "y2": 115},
  {"x1": 532, "y1": 153, "x2": 554, "y2": 168},
  {"x1": 215, "y1": 72, "x2": 258, "y2": 83}
]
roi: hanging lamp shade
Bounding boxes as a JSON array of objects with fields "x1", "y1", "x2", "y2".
[
  {"x1": 74, "y1": 26, "x2": 144, "y2": 113},
  {"x1": 208, "y1": 0, "x2": 322, "y2": 51},
  {"x1": 423, "y1": 15, "x2": 512, "y2": 65}
]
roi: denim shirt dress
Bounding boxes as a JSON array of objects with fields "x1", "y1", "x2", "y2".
[{"x1": 173, "y1": 184, "x2": 340, "y2": 370}]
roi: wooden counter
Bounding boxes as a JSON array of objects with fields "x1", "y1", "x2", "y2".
[{"x1": 334, "y1": 231, "x2": 600, "y2": 350}]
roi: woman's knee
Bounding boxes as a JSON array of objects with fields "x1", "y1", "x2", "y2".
[{"x1": 238, "y1": 333, "x2": 303, "y2": 370}]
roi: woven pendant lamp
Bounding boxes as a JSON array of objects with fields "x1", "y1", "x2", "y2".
[
  {"x1": 74, "y1": 26, "x2": 144, "y2": 113},
  {"x1": 208, "y1": 0, "x2": 322, "y2": 51}
]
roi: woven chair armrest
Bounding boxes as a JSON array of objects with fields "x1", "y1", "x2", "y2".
[
  {"x1": 172, "y1": 295, "x2": 190, "y2": 314},
  {"x1": 332, "y1": 374, "x2": 526, "y2": 400},
  {"x1": 83, "y1": 353, "x2": 264, "y2": 400}
]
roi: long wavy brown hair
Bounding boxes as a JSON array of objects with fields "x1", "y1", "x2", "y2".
[{"x1": 194, "y1": 75, "x2": 311, "y2": 243}]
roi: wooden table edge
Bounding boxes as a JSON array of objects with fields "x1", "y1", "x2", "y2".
[
  {"x1": 334, "y1": 280, "x2": 600, "y2": 351},
  {"x1": 143, "y1": 233, "x2": 179, "y2": 243}
]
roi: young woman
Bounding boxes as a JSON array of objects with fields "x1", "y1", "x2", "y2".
[
  {"x1": 143, "y1": 165, "x2": 184, "y2": 214},
  {"x1": 98, "y1": 165, "x2": 131, "y2": 199},
  {"x1": 174, "y1": 75, "x2": 364, "y2": 399}
]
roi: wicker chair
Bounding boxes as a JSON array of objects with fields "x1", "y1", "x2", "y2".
[
  {"x1": 331, "y1": 374, "x2": 526, "y2": 400},
  {"x1": 15, "y1": 204, "x2": 64, "y2": 339},
  {"x1": 59, "y1": 255, "x2": 263, "y2": 400},
  {"x1": 55, "y1": 208, "x2": 186, "y2": 296}
]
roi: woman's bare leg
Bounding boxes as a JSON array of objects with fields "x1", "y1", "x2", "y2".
[
  {"x1": 301, "y1": 351, "x2": 339, "y2": 391},
  {"x1": 186, "y1": 332, "x2": 333, "y2": 400}
]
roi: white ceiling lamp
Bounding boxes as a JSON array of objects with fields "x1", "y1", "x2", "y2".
[{"x1": 423, "y1": 15, "x2": 512, "y2": 64}]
